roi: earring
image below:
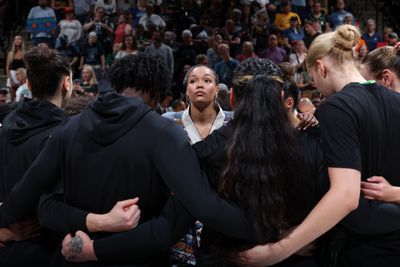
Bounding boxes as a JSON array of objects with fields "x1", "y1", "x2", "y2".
[{"x1": 185, "y1": 95, "x2": 191, "y2": 106}]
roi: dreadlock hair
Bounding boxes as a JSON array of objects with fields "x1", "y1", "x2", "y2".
[
  {"x1": 24, "y1": 44, "x2": 71, "y2": 99},
  {"x1": 219, "y1": 75, "x2": 312, "y2": 243},
  {"x1": 109, "y1": 53, "x2": 171, "y2": 98}
]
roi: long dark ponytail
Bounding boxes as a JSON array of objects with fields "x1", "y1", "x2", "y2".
[{"x1": 219, "y1": 75, "x2": 311, "y2": 243}]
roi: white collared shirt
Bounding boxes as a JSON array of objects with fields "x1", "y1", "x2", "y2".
[{"x1": 181, "y1": 106, "x2": 225, "y2": 144}]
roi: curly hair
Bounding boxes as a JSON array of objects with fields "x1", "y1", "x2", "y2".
[
  {"x1": 109, "y1": 53, "x2": 171, "y2": 97},
  {"x1": 219, "y1": 75, "x2": 312, "y2": 243}
]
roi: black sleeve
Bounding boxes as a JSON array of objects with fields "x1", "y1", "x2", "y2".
[
  {"x1": 0, "y1": 128, "x2": 64, "y2": 227},
  {"x1": 153, "y1": 122, "x2": 255, "y2": 242},
  {"x1": 93, "y1": 195, "x2": 193, "y2": 261},
  {"x1": 90, "y1": 122, "x2": 255, "y2": 261},
  {"x1": 318, "y1": 103, "x2": 400, "y2": 234},
  {"x1": 93, "y1": 122, "x2": 255, "y2": 261},
  {"x1": 37, "y1": 180, "x2": 89, "y2": 234},
  {"x1": 317, "y1": 102, "x2": 361, "y2": 171},
  {"x1": 341, "y1": 198, "x2": 400, "y2": 235}
]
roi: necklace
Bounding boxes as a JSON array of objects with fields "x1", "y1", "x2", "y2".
[{"x1": 194, "y1": 109, "x2": 218, "y2": 140}]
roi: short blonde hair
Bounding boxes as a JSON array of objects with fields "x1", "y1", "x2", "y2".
[
  {"x1": 16, "y1": 67, "x2": 27, "y2": 80},
  {"x1": 306, "y1": 24, "x2": 360, "y2": 70}
]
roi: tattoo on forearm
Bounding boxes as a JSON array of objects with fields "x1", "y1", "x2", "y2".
[{"x1": 67, "y1": 235, "x2": 83, "y2": 260}]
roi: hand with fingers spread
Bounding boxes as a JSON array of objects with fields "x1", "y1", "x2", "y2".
[
  {"x1": 0, "y1": 217, "x2": 41, "y2": 243},
  {"x1": 87, "y1": 197, "x2": 141, "y2": 232},
  {"x1": 361, "y1": 176, "x2": 400, "y2": 203},
  {"x1": 62, "y1": 230, "x2": 97, "y2": 262},
  {"x1": 296, "y1": 112, "x2": 318, "y2": 131}
]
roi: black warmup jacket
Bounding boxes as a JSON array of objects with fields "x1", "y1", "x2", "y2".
[
  {"x1": 0, "y1": 92, "x2": 255, "y2": 266},
  {"x1": 0, "y1": 99, "x2": 67, "y2": 266}
]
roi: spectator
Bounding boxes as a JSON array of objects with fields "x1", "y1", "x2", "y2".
[
  {"x1": 355, "y1": 44, "x2": 368, "y2": 64},
  {"x1": 134, "y1": 23, "x2": 150, "y2": 50},
  {"x1": 171, "y1": 99, "x2": 187, "y2": 112},
  {"x1": 215, "y1": 44, "x2": 240, "y2": 88},
  {"x1": 175, "y1": 0, "x2": 201, "y2": 42},
  {"x1": 164, "y1": 31, "x2": 179, "y2": 53},
  {"x1": 303, "y1": 19, "x2": 320, "y2": 48},
  {"x1": 308, "y1": 1, "x2": 326, "y2": 31},
  {"x1": 27, "y1": 0, "x2": 57, "y2": 48},
  {"x1": 221, "y1": 18, "x2": 241, "y2": 58},
  {"x1": 361, "y1": 19, "x2": 382, "y2": 52},
  {"x1": 115, "y1": 34, "x2": 138, "y2": 59},
  {"x1": 138, "y1": 1, "x2": 166, "y2": 31},
  {"x1": 195, "y1": 54, "x2": 208, "y2": 65},
  {"x1": 289, "y1": 40, "x2": 307, "y2": 84},
  {"x1": 236, "y1": 41, "x2": 258, "y2": 62},
  {"x1": 155, "y1": 91, "x2": 173, "y2": 114},
  {"x1": 0, "y1": 87, "x2": 8, "y2": 104},
  {"x1": 251, "y1": 8, "x2": 271, "y2": 54},
  {"x1": 328, "y1": 0, "x2": 353, "y2": 28},
  {"x1": 387, "y1": 32, "x2": 399, "y2": 46},
  {"x1": 130, "y1": 0, "x2": 147, "y2": 26},
  {"x1": 51, "y1": 0, "x2": 73, "y2": 21},
  {"x1": 274, "y1": 0, "x2": 301, "y2": 32},
  {"x1": 377, "y1": 27, "x2": 394, "y2": 47},
  {"x1": 283, "y1": 15, "x2": 305, "y2": 51},
  {"x1": 206, "y1": 34, "x2": 222, "y2": 67},
  {"x1": 297, "y1": 0, "x2": 314, "y2": 23},
  {"x1": 259, "y1": 33, "x2": 287, "y2": 65},
  {"x1": 116, "y1": 0, "x2": 134, "y2": 13},
  {"x1": 94, "y1": 0, "x2": 117, "y2": 19},
  {"x1": 174, "y1": 30, "x2": 198, "y2": 78},
  {"x1": 74, "y1": 64, "x2": 99, "y2": 97},
  {"x1": 113, "y1": 12, "x2": 133, "y2": 47},
  {"x1": 56, "y1": 6, "x2": 82, "y2": 51},
  {"x1": 83, "y1": 6, "x2": 114, "y2": 55},
  {"x1": 216, "y1": 83, "x2": 231, "y2": 111},
  {"x1": 144, "y1": 30, "x2": 174, "y2": 76},
  {"x1": 72, "y1": 0, "x2": 95, "y2": 25},
  {"x1": 14, "y1": 68, "x2": 32, "y2": 102},
  {"x1": 80, "y1": 31, "x2": 106, "y2": 80},
  {"x1": 56, "y1": 34, "x2": 80, "y2": 77},
  {"x1": 6, "y1": 35, "x2": 26, "y2": 100}
]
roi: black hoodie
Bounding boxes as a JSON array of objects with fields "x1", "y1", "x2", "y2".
[
  {"x1": 0, "y1": 99, "x2": 67, "y2": 202},
  {"x1": 0, "y1": 99, "x2": 67, "y2": 266},
  {"x1": 0, "y1": 92, "x2": 255, "y2": 266}
]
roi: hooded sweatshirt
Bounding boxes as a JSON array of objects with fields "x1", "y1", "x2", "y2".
[
  {"x1": 0, "y1": 99, "x2": 67, "y2": 266},
  {"x1": 0, "y1": 92, "x2": 255, "y2": 266},
  {"x1": 0, "y1": 99, "x2": 67, "y2": 202}
]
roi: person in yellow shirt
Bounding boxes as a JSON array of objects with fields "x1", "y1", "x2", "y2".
[{"x1": 274, "y1": 0, "x2": 301, "y2": 31}]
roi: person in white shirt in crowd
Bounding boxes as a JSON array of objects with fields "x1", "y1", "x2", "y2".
[
  {"x1": 15, "y1": 68, "x2": 32, "y2": 102},
  {"x1": 56, "y1": 7, "x2": 82, "y2": 51},
  {"x1": 138, "y1": 1, "x2": 166, "y2": 31}
]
